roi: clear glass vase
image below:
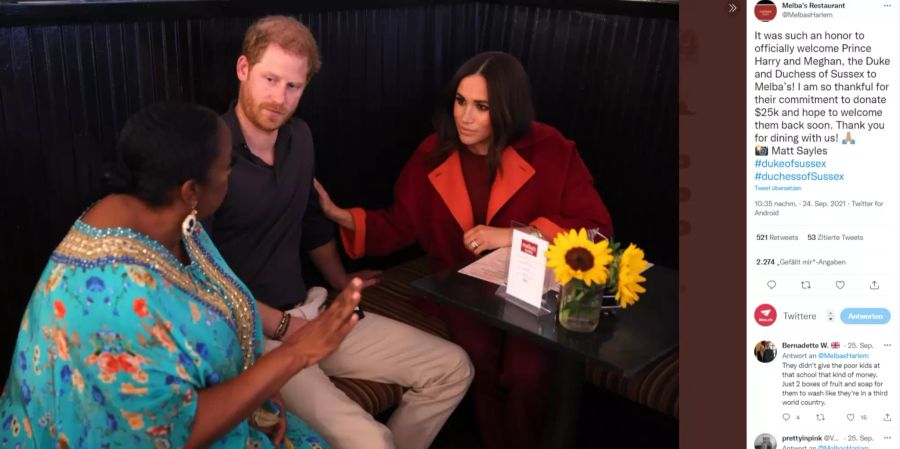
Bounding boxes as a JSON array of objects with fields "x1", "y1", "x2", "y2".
[{"x1": 557, "y1": 280, "x2": 603, "y2": 332}]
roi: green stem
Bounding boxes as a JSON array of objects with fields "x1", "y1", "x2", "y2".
[{"x1": 560, "y1": 281, "x2": 601, "y2": 319}]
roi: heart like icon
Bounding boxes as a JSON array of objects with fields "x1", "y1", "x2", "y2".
[
  {"x1": 782, "y1": 413, "x2": 790, "y2": 421},
  {"x1": 836, "y1": 281, "x2": 845, "y2": 289},
  {"x1": 767, "y1": 280, "x2": 776, "y2": 289},
  {"x1": 847, "y1": 413, "x2": 855, "y2": 421}
]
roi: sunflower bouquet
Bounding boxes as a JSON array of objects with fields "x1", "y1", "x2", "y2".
[{"x1": 545, "y1": 228, "x2": 649, "y2": 332}]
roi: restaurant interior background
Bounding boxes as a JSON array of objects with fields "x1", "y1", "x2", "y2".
[{"x1": 0, "y1": 1, "x2": 677, "y2": 444}]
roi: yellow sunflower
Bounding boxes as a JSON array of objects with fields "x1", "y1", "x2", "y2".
[
  {"x1": 615, "y1": 243, "x2": 648, "y2": 308},
  {"x1": 545, "y1": 229, "x2": 613, "y2": 286}
]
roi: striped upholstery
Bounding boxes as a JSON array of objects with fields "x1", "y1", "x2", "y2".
[
  {"x1": 354, "y1": 259, "x2": 449, "y2": 340},
  {"x1": 329, "y1": 377, "x2": 405, "y2": 417},
  {"x1": 328, "y1": 257, "x2": 679, "y2": 419},
  {"x1": 586, "y1": 351, "x2": 679, "y2": 418}
]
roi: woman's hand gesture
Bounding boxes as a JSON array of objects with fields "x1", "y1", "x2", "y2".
[{"x1": 281, "y1": 278, "x2": 363, "y2": 367}]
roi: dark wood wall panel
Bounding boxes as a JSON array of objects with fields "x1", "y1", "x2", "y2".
[{"x1": 0, "y1": 2, "x2": 677, "y2": 376}]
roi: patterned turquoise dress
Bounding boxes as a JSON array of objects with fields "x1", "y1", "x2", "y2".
[{"x1": 0, "y1": 218, "x2": 329, "y2": 449}]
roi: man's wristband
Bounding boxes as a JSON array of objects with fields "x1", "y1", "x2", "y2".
[{"x1": 272, "y1": 311, "x2": 291, "y2": 340}]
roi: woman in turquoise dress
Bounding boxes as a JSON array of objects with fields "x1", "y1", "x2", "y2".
[{"x1": 0, "y1": 103, "x2": 362, "y2": 449}]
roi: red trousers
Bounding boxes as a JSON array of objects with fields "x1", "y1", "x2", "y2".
[{"x1": 441, "y1": 307, "x2": 551, "y2": 449}]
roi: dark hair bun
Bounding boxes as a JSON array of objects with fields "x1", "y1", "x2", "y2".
[
  {"x1": 102, "y1": 160, "x2": 134, "y2": 193},
  {"x1": 110, "y1": 102, "x2": 222, "y2": 206}
]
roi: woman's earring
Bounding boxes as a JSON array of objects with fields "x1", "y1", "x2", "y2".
[{"x1": 182, "y1": 207, "x2": 199, "y2": 237}]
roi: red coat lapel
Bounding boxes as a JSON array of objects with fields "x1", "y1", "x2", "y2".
[
  {"x1": 427, "y1": 151, "x2": 474, "y2": 231},
  {"x1": 486, "y1": 147, "x2": 535, "y2": 225}
]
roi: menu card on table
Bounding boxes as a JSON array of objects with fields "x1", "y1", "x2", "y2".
[
  {"x1": 457, "y1": 229, "x2": 553, "y2": 315},
  {"x1": 503, "y1": 230, "x2": 549, "y2": 313}
]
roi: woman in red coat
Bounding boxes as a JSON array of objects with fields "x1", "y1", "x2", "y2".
[{"x1": 315, "y1": 52, "x2": 612, "y2": 449}]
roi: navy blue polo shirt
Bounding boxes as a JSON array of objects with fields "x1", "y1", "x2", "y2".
[{"x1": 206, "y1": 104, "x2": 333, "y2": 309}]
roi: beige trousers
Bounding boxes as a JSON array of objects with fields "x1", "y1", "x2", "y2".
[{"x1": 264, "y1": 312, "x2": 474, "y2": 449}]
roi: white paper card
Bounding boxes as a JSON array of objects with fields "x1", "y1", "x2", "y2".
[
  {"x1": 458, "y1": 247, "x2": 511, "y2": 286},
  {"x1": 504, "y1": 230, "x2": 548, "y2": 308}
]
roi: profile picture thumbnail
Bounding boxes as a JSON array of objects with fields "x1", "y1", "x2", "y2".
[
  {"x1": 755, "y1": 145, "x2": 769, "y2": 156},
  {"x1": 754, "y1": 340, "x2": 777, "y2": 363},
  {"x1": 754, "y1": 433, "x2": 777, "y2": 449},
  {"x1": 754, "y1": 303, "x2": 777, "y2": 326},
  {"x1": 755, "y1": 0, "x2": 777, "y2": 22}
]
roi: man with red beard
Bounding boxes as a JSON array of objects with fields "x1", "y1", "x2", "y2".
[{"x1": 207, "y1": 16, "x2": 473, "y2": 449}]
